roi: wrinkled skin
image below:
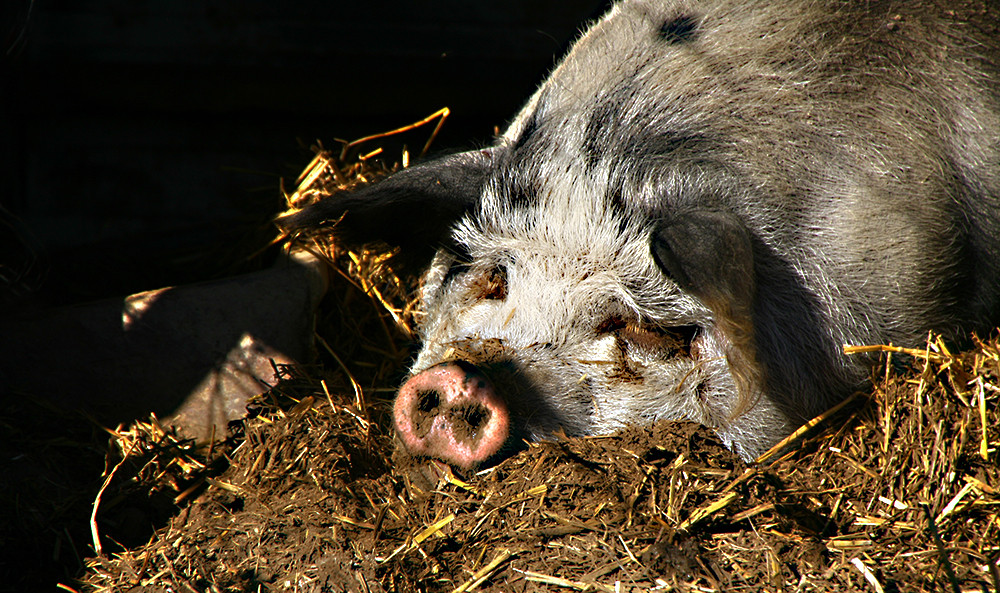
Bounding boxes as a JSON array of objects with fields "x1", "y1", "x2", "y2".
[{"x1": 282, "y1": 0, "x2": 1000, "y2": 465}]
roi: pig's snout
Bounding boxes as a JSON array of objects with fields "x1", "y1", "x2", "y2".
[{"x1": 393, "y1": 361, "x2": 510, "y2": 469}]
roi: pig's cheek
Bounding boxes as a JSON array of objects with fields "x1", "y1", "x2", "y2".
[
  {"x1": 456, "y1": 304, "x2": 501, "y2": 337},
  {"x1": 587, "y1": 334, "x2": 619, "y2": 357},
  {"x1": 442, "y1": 303, "x2": 518, "y2": 349},
  {"x1": 569, "y1": 335, "x2": 624, "y2": 384}
]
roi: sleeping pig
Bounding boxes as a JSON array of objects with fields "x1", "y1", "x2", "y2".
[{"x1": 281, "y1": 0, "x2": 1000, "y2": 466}]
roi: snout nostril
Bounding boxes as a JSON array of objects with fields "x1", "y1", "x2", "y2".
[
  {"x1": 416, "y1": 389, "x2": 441, "y2": 413},
  {"x1": 449, "y1": 404, "x2": 492, "y2": 443},
  {"x1": 461, "y1": 405, "x2": 489, "y2": 431}
]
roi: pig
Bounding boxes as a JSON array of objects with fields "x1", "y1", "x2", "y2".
[{"x1": 281, "y1": 0, "x2": 1000, "y2": 466}]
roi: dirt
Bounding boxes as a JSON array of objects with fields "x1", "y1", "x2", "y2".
[
  {"x1": 70, "y1": 318, "x2": 1000, "y2": 593},
  {"x1": 84, "y1": 390, "x2": 755, "y2": 592}
]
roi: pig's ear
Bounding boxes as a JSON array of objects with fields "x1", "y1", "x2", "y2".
[
  {"x1": 650, "y1": 210, "x2": 756, "y2": 317},
  {"x1": 277, "y1": 149, "x2": 492, "y2": 249},
  {"x1": 651, "y1": 210, "x2": 760, "y2": 401}
]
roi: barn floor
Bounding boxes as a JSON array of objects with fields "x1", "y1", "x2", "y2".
[{"x1": 72, "y1": 330, "x2": 1000, "y2": 592}]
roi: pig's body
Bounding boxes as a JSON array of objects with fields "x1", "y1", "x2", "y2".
[{"x1": 284, "y1": 0, "x2": 1000, "y2": 465}]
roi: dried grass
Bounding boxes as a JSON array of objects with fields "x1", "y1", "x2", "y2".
[{"x1": 71, "y1": 120, "x2": 1000, "y2": 593}]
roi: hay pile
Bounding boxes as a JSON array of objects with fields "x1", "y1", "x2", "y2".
[{"x1": 72, "y1": 118, "x2": 999, "y2": 593}]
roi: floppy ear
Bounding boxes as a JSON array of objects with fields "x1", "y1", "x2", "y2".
[
  {"x1": 277, "y1": 149, "x2": 493, "y2": 250},
  {"x1": 650, "y1": 209, "x2": 756, "y2": 318},
  {"x1": 651, "y1": 209, "x2": 761, "y2": 409}
]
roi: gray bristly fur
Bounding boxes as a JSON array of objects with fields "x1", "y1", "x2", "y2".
[{"x1": 283, "y1": 0, "x2": 1000, "y2": 460}]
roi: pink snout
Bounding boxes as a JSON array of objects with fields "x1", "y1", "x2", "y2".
[{"x1": 393, "y1": 361, "x2": 510, "y2": 469}]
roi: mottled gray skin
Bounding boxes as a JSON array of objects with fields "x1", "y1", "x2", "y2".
[{"x1": 283, "y1": 0, "x2": 1000, "y2": 460}]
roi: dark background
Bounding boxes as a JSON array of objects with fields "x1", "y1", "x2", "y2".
[
  {"x1": 0, "y1": 2, "x2": 610, "y2": 588},
  {"x1": 1, "y1": 0, "x2": 609, "y2": 307}
]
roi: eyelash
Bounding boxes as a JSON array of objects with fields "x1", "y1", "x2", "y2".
[{"x1": 442, "y1": 261, "x2": 471, "y2": 288}]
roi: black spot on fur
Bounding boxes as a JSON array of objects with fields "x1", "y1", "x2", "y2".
[
  {"x1": 628, "y1": 131, "x2": 708, "y2": 159},
  {"x1": 491, "y1": 124, "x2": 550, "y2": 211},
  {"x1": 658, "y1": 15, "x2": 698, "y2": 44},
  {"x1": 606, "y1": 185, "x2": 629, "y2": 219},
  {"x1": 582, "y1": 99, "x2": 615, "y2": 169},
  {"x1": 582, "y1": 84, "x2": 638, "y2": 170},
  {"x1": 506, "y1": 177, "x2": 542, "y2": 210},
  {"x1": 583, "y1": 74, "x2": 713, "y2": 178},
  {"x1": 605, "y1": 129, "x2": 716, "y2": 202},
  {"x1": 512, "y1": 108, "x2": 542, "y2": 153}
]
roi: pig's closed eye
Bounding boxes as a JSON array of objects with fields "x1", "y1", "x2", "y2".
[
  {"x1": 597, "y1": 316, "x2": 696, "y2": 356},
  {"x1": 596, "y1": 315, "x2": 629, "y2": 334},
  {"x1": 472, "y1": 265, "x2": 508, "y2": 300},
  {"x1": 598, "y1": 316, "x2": 669, "y2": 350}
]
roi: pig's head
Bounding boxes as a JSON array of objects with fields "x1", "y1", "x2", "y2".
[
  {"x1": 395, "y1": 150, "x2": 784, "y2": 467},
  {"x1": 280, "y1": 142, "x2": 804, "y2": 466}
]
